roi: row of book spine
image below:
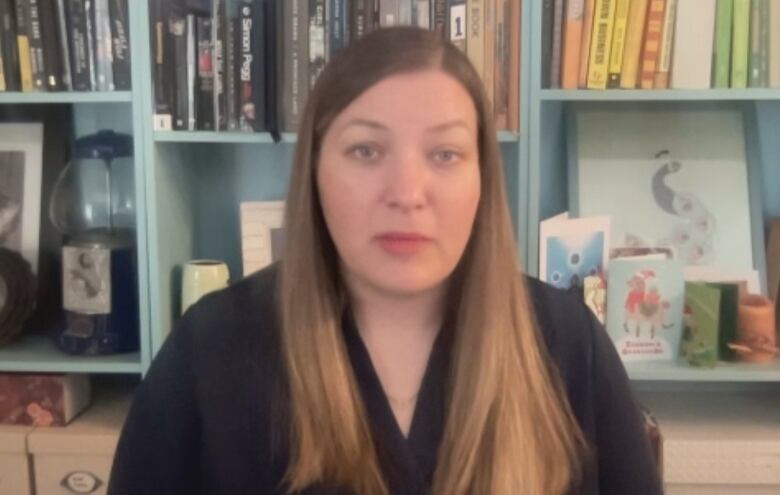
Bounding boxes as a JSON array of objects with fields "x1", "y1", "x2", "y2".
[
  {"x1": 0, "y1": 0, "x2": 130, "y2": 92},
  {"x1": 151, "y1": 0, "x2": 520, "y2": 135},
  {"x1": 545, "y1": 0, "x2": 780, "y2": 90}
]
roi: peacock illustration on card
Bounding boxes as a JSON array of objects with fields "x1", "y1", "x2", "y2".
[{"x1": 624, "y1": 150, "x2": 716, "y2": 265}]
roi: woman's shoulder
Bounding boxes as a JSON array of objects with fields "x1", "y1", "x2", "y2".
[
  {"x1": 172, "y1": 262, "x2": 282, "y2": 374},
  {"x1": 522, "y1": 275, "x2": 601, "y2": 383}
]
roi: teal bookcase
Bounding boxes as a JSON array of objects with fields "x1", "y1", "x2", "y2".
[{"x1": 1, "y1": 0, "x2": 779, "y2": 386}]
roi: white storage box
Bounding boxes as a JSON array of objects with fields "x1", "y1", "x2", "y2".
[
  {"x1": 0, "y1": 425, "x2": 34, "y2": 495},
  {"x1": 639, "y1": 390, "x2": 780, "y2": 494},
  {"x1": 27, "y1": 388, "x2": 132, "y2": 495}
]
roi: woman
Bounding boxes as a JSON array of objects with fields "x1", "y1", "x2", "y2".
[{"x1": 109, "y1": 27, "x2": 661, "y2": 495}]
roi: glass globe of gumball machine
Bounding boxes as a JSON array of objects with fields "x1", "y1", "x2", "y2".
[{"x1": 48, "y1": 130, "x2": 139, "y2": 355}]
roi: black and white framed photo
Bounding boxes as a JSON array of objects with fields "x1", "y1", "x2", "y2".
[
  {"x1": 239, "y1": 201, "x2": 285, "y2": 277},
  {"x1": 0, "y1": 124, "x2": 43, "y2": 274}
]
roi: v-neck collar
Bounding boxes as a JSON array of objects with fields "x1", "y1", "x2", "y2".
[{"x1": 342, "y1": 308, "x2": 454, "y2": 494}]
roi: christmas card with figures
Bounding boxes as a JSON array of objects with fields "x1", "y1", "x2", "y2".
[{"x1": 606, "y1": 258, "x2": 685, "y2": 361}]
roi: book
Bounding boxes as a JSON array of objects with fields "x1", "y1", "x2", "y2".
[
  {"x1": 196, "y1": 16, "x2": 214, "y2": 131},
  {"x1": 151, "y1": 0, "x2": 172, "y2": 129},
  {"x1": 432, "y1": 0, "x2": 447, "y2": 35},
  {"x1": 577, "y1": 0, "x2": 595, "y2": 88},
  {"x1": 731, "y1": 0, "x2": 750, "y2": 88},
  {"x1": 586, "y1": 0, "x2": 617, "y2": 89},
  {"x1": 94, "y1": 0, "x2": 114, "y2": 91},
  {"x1": 26, "y1": 0, "x2": 46, "y2": 91},
  {"x1": 670, "y1": 0, "x2": 715, "y2": 89},
  {"x1": 712, "y1": 0, "x2": 734, "y2": 89},
  {"x1": 38, "y1": 0, "x2": 62, "y2": 91},
  {"x1": 328, "y1": 0, "x2": 347, "y2": 59},
  {"x1": 708, "y1": 282, "x2": 738, "y2": 361},
  {"x1": 212, "y1": 0, "x2": 226, "y2": 130},
  {"x1": 548, "y1": 0, "x2": 564, "y2": 87},
  {"x1": 0, "y1": 0, "x2": 20, "y2": 91},
  {"x1": 109, "y1": 0, "x2": 130, "y2": 90},
  {"x1": 638, "y1": 0, "x2": 665, "y2": 89},
  {"x1": 561, "y1": 0, "x2": 585, "y2": 89},
  {"x1": 14, "y1": 0, "x2": 33, "y2": 91},
  {"x1": 681, "y1": 282, "x2": 721, "y2": 367},
  {"x1": 54, "y1": 0, "x2": 71, "y2": 90},
  {"x1": 467, "y1": 0, "x2": 486, "y2": 86},
  {"x1": 653, "y1": 0, "x2": 676, "y2": 88},
  {"x1": 541, "y1": 0, "x2": 553, "y2": 87},
  {"x1": 309, "y1": 0, "x2": 326, "y2": 89},
  {"x1": 448, "y1": 0, "x2": 466, "y2": 53},
  {"x1": 483, "y1": 0, "x2": 495, "y2": 105},
  {"x1": 606, "y1": 0, "x2": 629, "y2": 88},
  {"x1": 748, "y1": 0, "x2": 769, "y2": 87},
  {"x1": 770, "y1": 0, "x2": 780, "y2": 87},
  {"x1": 238, "y1": 1, "x2": 255, "y2": 131},
  {"x1": 606, "y1": 258, "x2": 685, "y2": 362},
  {"x1": 619, "y1": 0, "x2": 647, "y2": 89},
  {"x1": 507, "y1": 0, "x2": 519, "y2": 131}
]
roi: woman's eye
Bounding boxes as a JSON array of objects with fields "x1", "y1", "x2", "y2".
[
  {"x1": 432, "y1": 149, "x2": 459, "y2": 163},
  {"x1": 348, "y1": 144, "x2": 380, "y2": 161}
]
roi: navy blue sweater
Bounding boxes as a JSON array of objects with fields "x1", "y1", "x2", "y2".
[{"x1": 108, "y1": 263, "x2": 662, "y2": 494}]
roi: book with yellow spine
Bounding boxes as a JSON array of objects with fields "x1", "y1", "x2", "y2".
[
  {"x1": 586, "y1": 0, "x2": 617, "y2": 89},
  {"x1": 606, "y1": 0, "x2": 630, "y2": 88},
  {"x1": 619, "y1": 0, "x2": 648, "y2": 89}
]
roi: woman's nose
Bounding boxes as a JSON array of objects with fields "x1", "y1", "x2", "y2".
[{"x1": 383, "y1": 150, "x2": 427, "y2": 211}]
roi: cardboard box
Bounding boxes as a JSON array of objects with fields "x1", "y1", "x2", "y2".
[
  {"x1": 28, "y1": 387, "x2": 132, "y2": 495},
  {"x1": 0, "y1": 424, "x2": 34, "y2": 495},
  {"x1": 0, "y1": 374, "x2": 91, "y2": 427}
]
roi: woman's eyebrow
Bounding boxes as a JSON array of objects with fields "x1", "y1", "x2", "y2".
[
  {"x1": 340, "y1": 118, "x2": 390, "y2": 132},
  {"x1": 425, "y1": 119, "x2": 472, "y2": 134}
]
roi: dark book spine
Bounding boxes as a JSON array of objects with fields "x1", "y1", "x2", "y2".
[
  {"x1": 84, "y1": 0, "x2": 96, "y2": 89},
  {"x1": 351, "y1": 0, "x2": 369, "y2": 40},
  {"x1": 264, "y1": 0, "x2": 278, "y2": 134},
  {"x1": 0, "y1": 0, "x2": 20, "y2": 91},
  {"x1": 432, "y1": 0, "x2": 446, "y2": 36},
  {"x1": 55, "y1": 0, "x2": 71, "y2": 90},
  {"x1": 66, "y1": 0, "x2": 91, "y2": 90},
  {"x1": 93, "y1": 0, "x2": 113, "y2": 90},
  {"x1": 186, "y1": 13, "x2": 195, "y2": 130},
  {"x1": 150, "y1": 0, "x2": 171, "y2": 128},
  {"x1": 196, "y1": 16, "x2": 214, "y2": 130},
  {"x1": 213, "y1": 0, "x2": 226, "y2": 130},
  {"x1": 309, "y1": 0, "x2": 325, "y2": 88},
  {"x1": 108, "y1": 0, "x2": 130, "y2": 90},
  {"x1": 170, "y1": 12, "x2": 188, "y2": 130},
  {"x1": 27, "y1": 0, "x2": 46, "y2": 90},
  {"x1": 250, "y1": 0, "x2": 265, "y2": 131},
  {"x1": 225, "y1": 14, "x2": 238, "y2": 130},
  {"x1": 327, "y1": 0, "x2": 344, "y2": 59},
  {"x1": 238, "y1": 1, "x2": 255, "y2": 131},
  {"x1": 39, "y1": 0, "x2": 61, "y2": 90}
]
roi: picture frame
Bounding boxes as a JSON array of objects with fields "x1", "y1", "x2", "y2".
[
  {"x1": 567, "y1": 106, "x2": 766, "y2": 293},
  {"x1": 239, "y1": 201, "x2": 285, "y2": 277},
  {"x1": 0, "y1": 124, "x2": 44, "y2": 274}
]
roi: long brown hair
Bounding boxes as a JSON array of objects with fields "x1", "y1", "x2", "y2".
[{"x1": 278, "y1": 26, "x2": 586, "y2": 494}]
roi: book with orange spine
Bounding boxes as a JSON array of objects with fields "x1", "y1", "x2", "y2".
[{"x1": 639, "y1": 0, "x2": 666, "y2": 89}]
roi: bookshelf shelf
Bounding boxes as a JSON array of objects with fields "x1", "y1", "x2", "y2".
[
  {"x1": 539, "y1": 88, "x2": 780, "y2": 102},
  {"x1": 0, "y1": 335, "x2": 143, "y2": 374},
  {"x1": 153, "y1": 130, "x2": 297, "y2": 144},
  {"x1": 626, "y1": 358, "x2": 780, "y2": 382},
  {"x1": 153, "y1": 130, "x2": 521, "y2": 144},
  {"x1": 0, "y1": 91, "x2": 133, "y2": 105}
]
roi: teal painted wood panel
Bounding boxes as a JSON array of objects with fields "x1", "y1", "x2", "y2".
[
  {"x1": 0, "y1": 335, "x2": 143, "y2": 374},
  {"x1": 541, "y1": 88, "x2": 780, "y2": 101},
  {"x1": 626, "y1": 359, "x2": 780, "y2": 382},
  {"x1": 0, "y1": 92, "x2": 132, "y2": 104}
]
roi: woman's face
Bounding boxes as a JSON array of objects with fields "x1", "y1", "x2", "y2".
[{"x1": 317, "y1": 69, "x2": 481, "y2": 297}]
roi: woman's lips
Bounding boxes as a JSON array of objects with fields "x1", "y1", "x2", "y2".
[{"x1": 375, "y1": 232, "x2": 432, "y2": 255}]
